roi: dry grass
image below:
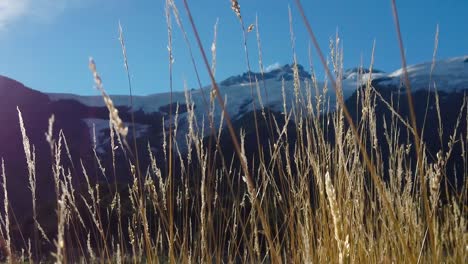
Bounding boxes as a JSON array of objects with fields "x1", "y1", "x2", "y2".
[{"x1": 0, "y1": 1, "x2": 466, "y2": 263}]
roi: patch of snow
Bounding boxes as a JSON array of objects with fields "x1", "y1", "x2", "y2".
[
  {"x1": 83, "y1": 118, "x2": 111, "y2": 153},
  {"x1": 388, "y1": 56, "x2": 468, "y2": 91},
  {"x1": 82, "y1": 118, "x2": 151, "y2": 153}
]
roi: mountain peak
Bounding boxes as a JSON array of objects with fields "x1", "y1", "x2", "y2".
[
  {"x1": 220, "y1": 63, "x2": 311, "y2": 86},
  {"x1": 342, "y1": 67, "x2": 385, "y2": 80}
]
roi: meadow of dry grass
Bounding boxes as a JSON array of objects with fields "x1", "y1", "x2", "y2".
[{"x1": 0, "y1": 0, "x2": 466, "y2": 263}]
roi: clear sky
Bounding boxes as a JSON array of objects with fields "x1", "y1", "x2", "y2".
[{"x1": 0, "y1": 0, "x2": 466, "y2": 95}]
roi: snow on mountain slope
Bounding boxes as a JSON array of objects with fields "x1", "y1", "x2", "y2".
[
  {"x1": 377, "y1": 56, "x2": 468, "y2": 91},
  {"x1": 48, "y1": 67, "x2": 361, "y2": 149},
  {"x1": 48, "y1": 65, "x2": 364, "y2": 118},
  {"x1": 47, "y1": 56, "x2": 468, "y2": 151},
  {"x1": 50, "y1": 56, "x2": 468, "y2": 116}
]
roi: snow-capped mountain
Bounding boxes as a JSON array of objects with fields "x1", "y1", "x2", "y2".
[
  {"x1": 45, "y1": 62, "x2": 381, "y2": 151},
  {"x1": 46, "y1": 56, "x2": 468, "y2": 152}
]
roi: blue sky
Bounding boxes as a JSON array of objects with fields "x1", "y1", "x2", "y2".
[{"x1": 0, "y1": 0, "x2": 466, "y2": 95}]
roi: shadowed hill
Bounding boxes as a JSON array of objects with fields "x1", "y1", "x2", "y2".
[{"x1": 0, "y1": 76, "x2": 93, "y2": 225}]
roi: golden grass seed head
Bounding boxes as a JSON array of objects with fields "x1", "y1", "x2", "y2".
[{"x1": 230, "y1": 0, "x2": 241, "y2": 19}]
